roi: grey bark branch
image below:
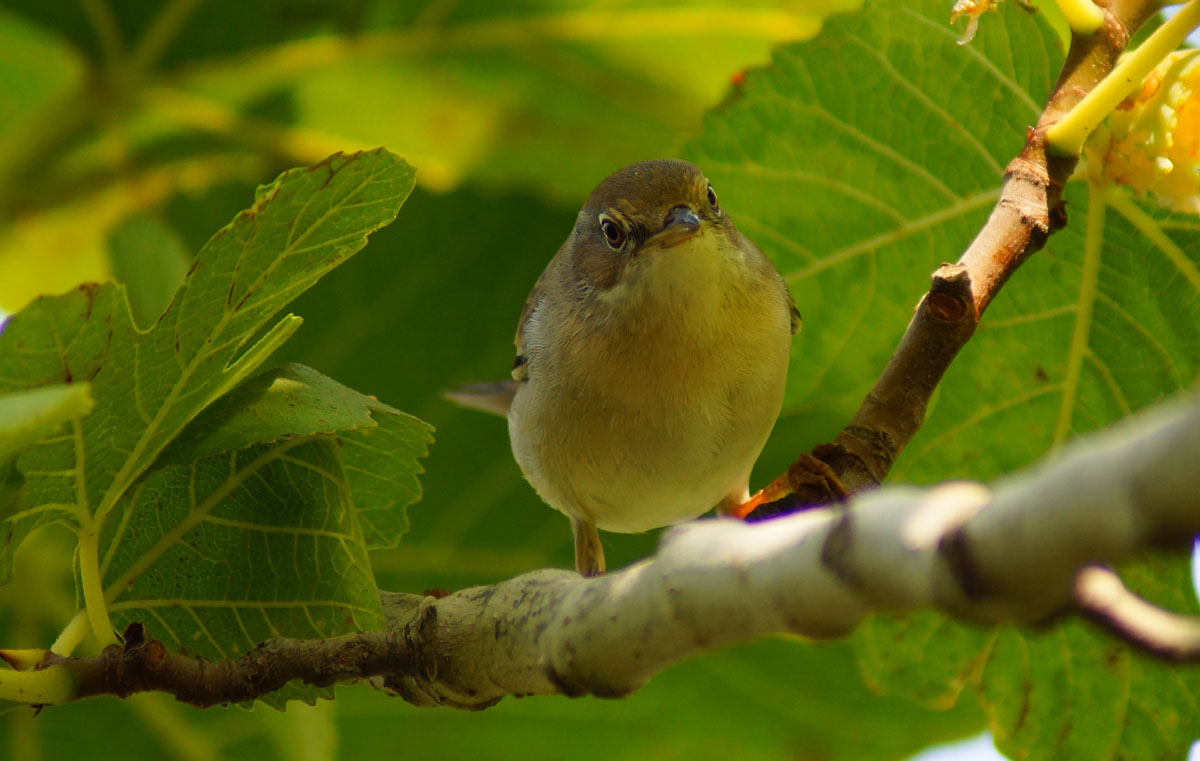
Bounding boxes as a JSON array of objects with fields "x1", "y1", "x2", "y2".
[{"x1": 37, "y1": 391, "x2": 1200, "y2": 708}]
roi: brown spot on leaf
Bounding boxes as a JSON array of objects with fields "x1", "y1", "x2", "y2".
[{"x1": 77, "y1": 283, "x2": 99, "y2": 320}]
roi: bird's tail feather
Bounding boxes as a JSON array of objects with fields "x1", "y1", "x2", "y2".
[{"x1": 442, "y1": 380, "x2": 518, "y2": 417}]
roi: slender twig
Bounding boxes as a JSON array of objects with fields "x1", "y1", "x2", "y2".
[
  {"x1": 1075, "y1": 566, "x2": 1200, "y2": 661},
  {"x1": 37, "y1": 621, "x2": 417, "y2": 707},
  {"x1": 747, "y1": 0, "x2": 1160, "y2": 516}
]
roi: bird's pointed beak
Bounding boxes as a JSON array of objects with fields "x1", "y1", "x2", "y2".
[{"x1": 647, "y1": 205, "x2": 703, "y2": 249}]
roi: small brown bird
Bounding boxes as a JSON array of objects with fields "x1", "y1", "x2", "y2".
[{"x1": 449, "y1": 159, "x2": 799, "y2": 576}]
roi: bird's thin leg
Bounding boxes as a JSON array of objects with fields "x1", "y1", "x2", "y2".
[
  {"x1": 572, "y1": 516, "x2": 605, "y2": 577},
  {"x1": 719, "y1": 482, "x2": 779, "y2": 520}
]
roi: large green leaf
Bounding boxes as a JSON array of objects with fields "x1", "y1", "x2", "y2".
[
  {"x1": 687, "y1": 1, "x2": 1056, "y2": 430},
  {"x1": 0, "y1": 151, "x2": 422, "y2": 710},
  {"x1": 155, "y1": 362, "x2": 434, "y2": 549},
  {"x1": 106, "y1": 213, "x2": 192, "y2": 330},
  {"x1": 0, "y1": 148, "x2": 414, "y2": 579},
  {"x1": 0, "y1": 385, "x2": 94, "y2": 564},
  {"x1": 684, "y1": 2, "x2": 1200, "y2": 760},
  {"x1": 157, "y1": 363, "x2": 406, "y2": 467},
  {"x1": 99, "y1": 436, "x2": 381, "y2": 708},
  {"x1": 0, "y1": 385, "x2": 94, "y2": 463}
]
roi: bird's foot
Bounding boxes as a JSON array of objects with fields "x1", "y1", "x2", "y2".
[{"x1": 722, "y1": 453, "x2": 851, "y2": 520}]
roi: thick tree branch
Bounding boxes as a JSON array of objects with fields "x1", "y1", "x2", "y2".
[
  {"x1": 750, "y1": 0, "x2": 1160, "y2": 514},
  {"x1": 22, "y1": 390, "x2": 1200, "y2": 708}
]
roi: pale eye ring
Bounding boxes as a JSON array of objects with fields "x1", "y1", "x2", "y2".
[
  {"x1": 599, "y1": 215, "x2": 625, "y2": 249},
  {"x1": 706, "y1": 183, "x2": 720, "y2": 211}
]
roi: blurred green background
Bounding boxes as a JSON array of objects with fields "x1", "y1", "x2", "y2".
[{"x1": 3, "y1": 1, "x2": 1199, "y2": 760}]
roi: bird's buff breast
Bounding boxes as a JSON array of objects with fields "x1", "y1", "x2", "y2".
[{"x1": 508, "y1": 244, "x2": 792, "y2": 534}]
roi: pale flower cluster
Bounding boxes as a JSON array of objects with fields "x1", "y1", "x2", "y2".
[{"x1": 1085, "y1": 49, "x2": 1200, "y2": 214}]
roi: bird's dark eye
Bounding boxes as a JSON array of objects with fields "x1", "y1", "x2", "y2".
[
  {"x1": 706, "y1": 184, "x2": 720, "y2": 211},
  {"x1": 599, "y1": 215, "x2": 625, "y2": 249}
]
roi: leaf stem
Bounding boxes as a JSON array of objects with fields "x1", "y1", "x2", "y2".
[
  {"x1": 77, "y1": 523, "x2": 117, "y2": 648},
  {"x1": 50, "y1": 610, "x2": 91, "y2": 656},
  {"x1": 0, "y1": 666, "x2": 78, "y2": 704},
  {"x1": 1046, "y1": 0, "x2": 1200, "y2": 156},
  {"x1": 1054, "y1": 0, "x2": 1105, "y2": 35}
]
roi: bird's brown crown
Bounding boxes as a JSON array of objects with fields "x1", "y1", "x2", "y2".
[
  {"x1": 567, "y1": 159, "x2": 727, "y2": 290},
  {"x1": 580, "y1": 159, "x2": 710, "y2": 224}
]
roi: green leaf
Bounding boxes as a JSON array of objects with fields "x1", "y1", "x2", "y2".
[
  {"x1": 106, "y1": 214, "x2": 191, "y2": 330},
  {"x1": 90, "y1": 361, "x2": 432, "y2": 705},
  {"x1": 156, "y1": 362, "x2": 401, "y2": 468},
  {"x1": 684, "y1": 2, "x2": 1200, "y2": 760},
  {"x1": 686, "y1": 0, "x2": 1058, "y2": 429},
  {"x1": 339, "y1": 405, "x2": 432, "y2": 550},
  {"x1": 0, "y1": 149, "x2": 414, "y2": 577},
  {"x1": 155, "y1": 361, "x2": 435, "y2": 549},
  {"x1": 99, "y1": 437, "x2": 381, "y2": 708},
  {"x1": 0, "y1": 384, "x2": 94, "y2": 462},
  {"x1": 0, "y1": 461, "x2": 19, "y2": 540},
  {"x1": 0, "y1": 384, "x2": 94, "y2": 582}
]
